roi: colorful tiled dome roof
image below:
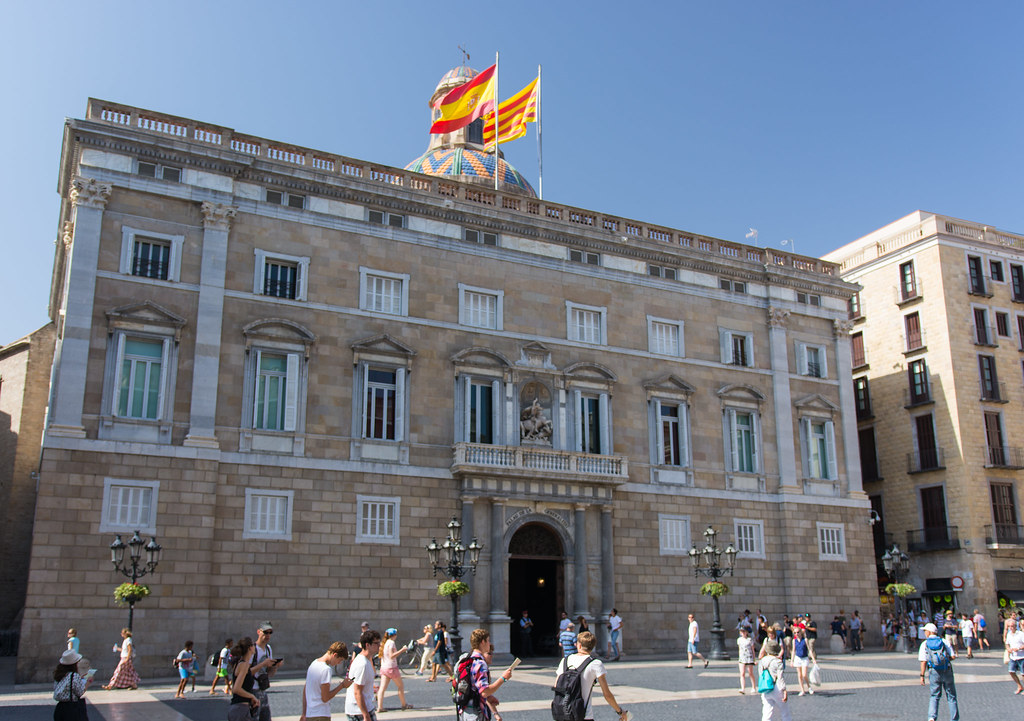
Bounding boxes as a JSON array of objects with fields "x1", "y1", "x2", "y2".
[{"x1": 405, "y1": 147, "x2": 536, "y2": 197}]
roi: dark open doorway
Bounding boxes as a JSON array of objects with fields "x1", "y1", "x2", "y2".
[{"x1": 507, "y1": 522, "x2": 563, "y2": 658}]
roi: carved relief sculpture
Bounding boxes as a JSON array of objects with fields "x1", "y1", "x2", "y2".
[{"x1": 519, "y1": 383, "x2": 553, "y2": 444}]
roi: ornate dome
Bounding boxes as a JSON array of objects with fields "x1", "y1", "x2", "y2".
[
  {"x1": 409, "y1": 65, "x2": 538, "y2": 198},
  {"x1": 405, "y1": 147, "x2": 536, "y2": 196}
]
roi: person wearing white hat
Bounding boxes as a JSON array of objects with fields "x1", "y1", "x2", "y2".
[
  {"x1": 918, "y1": 622, "x2": 959, "y2": 721},
  {"x1": 54, "y1": 649, "x2": 93, "y2": 720}
]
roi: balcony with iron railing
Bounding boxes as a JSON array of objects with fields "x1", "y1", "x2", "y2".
[
  {"x1": 985, "y1": 524, "x2": 1024, "y2": 546},
  {"x1": 981, "y1": 445, "x2": 1024, "y2": 469},
  {"x1": 907, "y1": 447, "x2": 944, "y2": 473},
  {"x1": 972, "y1": 324, "x2": 999, "y2": 347},
  {"x1": 980, "y1": 380, "x2": 1008, "y2": 403},
  {"x1": 452, "y1": 442, "x2": 629, "y2": 483},
  {"x1": 895, "y1": 278, "x2": 924, "y2": 305},
  {"x1": 906, "y1": 526, "x2": 960, "y2": 552},
  {"x1": 904, "y1": 384, "x2": 934, "y2": 408},
  {"x1": 903, "y1": 329, "x2": 928, "y2": 354}
]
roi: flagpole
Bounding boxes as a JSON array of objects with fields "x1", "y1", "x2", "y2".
[
  {"x1": 494, "y1": 51, "x2": 500, "y2": 192},
  {"x1": 536, "y1": 64, "x2": 543, "y2": 200}
]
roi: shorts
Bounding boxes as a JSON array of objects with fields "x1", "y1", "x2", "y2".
[
  {"x1": 380, "y1": 666, "x2": 401, "y2": 680},
  {"x1": 962, "y1": 637, "x2": 974, "y2": 649},
  {"x1": 793, "y1": 656, "x2": 809, "y2": 669},
  {"x1": 178, "y1": 666, "x2": 190, "y2": 679},
  {"x1": 348, "y1": 713, "x2": 377, "y2": 721},
  {"x1": 217, "y1": 668, "x2": 229, "y2": 678},
  {"x1": 687, "y1": 642, "x2": 698, "y2": 654},
  {"x1": 1010, "y1": 657, "x2": 1024, "y2": 674}
]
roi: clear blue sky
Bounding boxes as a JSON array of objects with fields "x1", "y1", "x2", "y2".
[{"x1": 2, "y1": 0, "x2": 1021, "y2": 343}]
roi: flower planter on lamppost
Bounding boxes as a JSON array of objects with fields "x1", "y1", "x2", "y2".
[
  {"x1": 688, "y1": 525, "x2": 737, "y2": 660},
  {"x1": 882, "y1": 544, "x2": 914, "y2": 654},
  {"x1": 425, "y1": 517, "x2": 481, "y2": 659},
  {"x1": 109, "y1": 530, "x2": 161, "y2": 632}
]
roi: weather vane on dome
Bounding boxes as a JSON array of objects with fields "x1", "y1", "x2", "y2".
[{"x1": 458, "y1": 45, "x2": 470, "y2": 66}]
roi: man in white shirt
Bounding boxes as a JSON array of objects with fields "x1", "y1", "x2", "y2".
[
  {"x1": 559, "y1": 612, "x2": 572, "y2": 632},
  {"x1": 918, "y1": 622, "x2": 958, "y2": 721},
  {"x1": 687, "y1": 613, "x2": 708, "y2": 669},
  {"x1": 346, "y1": 630, "x2": 381, "y2": 721},
  {"x1": 1005, "y1": 617, "x2": 1024, "y2": 694},
  {"x1": 606, "y1": 609, "x2": 623, "y2": 661},
  {"x1": 300, "y1": 642, "x2": 352, "y2": 721},
  {"x1": 555, "y1": 631, "x2": 628, "y2": 721}
]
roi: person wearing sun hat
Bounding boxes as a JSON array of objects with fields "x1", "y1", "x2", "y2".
[{"x1": 54, "y1": 648, "x2": 93, "y2": 719}]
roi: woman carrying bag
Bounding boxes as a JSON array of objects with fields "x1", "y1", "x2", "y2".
[
  {"x1": 53, "y1": 649, "x2": 93, "y2": 721},
  {"x1": 228, "y1": 638, "x2": 261, "y2": 721}
]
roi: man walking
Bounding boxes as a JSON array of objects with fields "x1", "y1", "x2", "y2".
[
  {"x1": 686, "y1": 613, "x2": 708, "y2": 669},
  {"x1": 1005, "y1": 617, "x2": 1024, "y2": 694},
  {"x1": 300, "y1": 642, "x2": 351, "y2": 721},
  {"x1": 253, "y1": 621, "x2": 281, "y2": 721},
  {"x1": 346, "y1": 630, "x2": 381, "y2": 721},
  {"x1": 919, "y1": 622, "x2": 959, "y2": 721},
  {"x1": 850, "y1": 611, "x2": 863, "y2": 652},
  {"x1": 804, "y1": 614, "x2": 818, "y2": 662},
  {"x1": 555, "y1": 631, "x2": 628, "y2": 721},
  {"x1": 607, "y1": 609, "x2": 623, "y2": 661},
  {"x1": 458, "y1": 628, "x2": 513, "y2": 721}
]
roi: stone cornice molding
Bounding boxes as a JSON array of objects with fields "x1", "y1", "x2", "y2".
[
  {"x1": 201, "y1": 201, "x2": 238, "y2": 231},
  {"x1": 767, "y1": 306, "x2": 791, "y2": 329},
  {"x1": 70, "y1": 177, "x2": 112, "y2": 209},
  {"x1": 833, "y1": 319, "x2": 856, "y2": 336}
]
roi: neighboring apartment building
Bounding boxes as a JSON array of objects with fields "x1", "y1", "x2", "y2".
[
  {"x1": 825, "y1": 211, "x2": 1024, "y2": 616},
  {"x1": 15, "y1": 68, "x2": 876, "y2": 681},
  {"x1": 0, "y1": 324, "x2": 55, "y2": 635}
]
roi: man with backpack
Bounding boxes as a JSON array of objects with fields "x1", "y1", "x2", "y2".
[
  {"x1": 453, "y1": 629, "x2": 512, "y2": 721},
  {"x1": 918, "y1": 622, "x2": 959, "y2": 721},
  {"x1": 553, "y1": 631, "x2": 628, "y2": 721}
]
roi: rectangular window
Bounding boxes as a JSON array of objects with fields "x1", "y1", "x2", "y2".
[
  {"x1": 920, "y1": 485, "x2": 948, "y2": 542},
  {"x1": 859, "y1": 427, "x2": 880, "y2": 482},
  {"x1": 1012, "y1": 265, "x2": 1024, "y2": 301},
  {"x1": 464, "y1": 290, "x2": 497, "y2": 329},
  {"x1": 854, "y1": 377, "x2": 871, "y2": 420},
  {"x1": 579, "y1": 395, "x2": 602, "y2": 454},
  {"x1": 649, "y1": 319, "x2": 682, "y2": 356},
  {"x1": 899, "y1": 260, "x2": 918, "y2": 300},
  {"x1": 244, "y1": 489, "x2": 293, "y2": 539},
  {"x1": 100, "y1": 479, "x2": 159, "y2": 533},
  {"x1": 116, "y1": 337, "x2": 164, "y2": 419},
  {"x1": 720, "y1": 330, "x2": 753, "y2": 367},
  {"x1": 567, "y1": 302, "x2": 606, "y2": 344},
  {"x1": 968, "y1": 255, "x2": 987, "y2": 295},
  {"x1": 991, "y1": 260, "x2": 1005, "y2": 282},
  {"x1": 649, "y1": 264, "x2": 677, "y2": 280},
  {"x1": 985, "y1": 412, "x2": 1006, "y2": 466},
  {"x1": 266, "y1": 189, "x2": 305, "y2": 209},
  {"x1": 849, "y1": 292, "x2": 862, "y2": 319},
  {"x1": 905, "y1": 312, "x2": 923, "y2": 350},
  {"x1": 908, "y1": 359, "x2": 930, "y2": 404},
  {"x1": 468, "y1": 381, "x2": 493, "y2": 444},
  {"x1": 798, "y1": 343, "x2": 827, "y2": 378},
  {"x1": 360, "y1": 268, "x2": 409, "y2": 316},
  {"x1": 797, "y1": 292, "x2": 821, "y2": 306},
  {"x1": 734, "y1": 520, "x2": 765, "y2": 557},
  {"x1": 369, "y1": 210, "x2": 405, "y2": 227},
  {"x1": 997, "y1": 311, "x2": 1011, "y2": 338},
  {"x1": 802, "y1": 419, "x2": 837, "y2": 480},
  {"x1": 464, "y1": 228, "x2": 498, "y2": 246},
  {"x1": 254, "y1": 352, "x2": 288, "y2": 430},
  {"x1": 729, "y1": 410, "x2": 758, "y2": 473},
  {"x1": 655, "y1": 401, "x2": 689, "y2": 467},
  {"x1": 851, "y1": 332, "x2": 866, "y2": 368},
  {"x1": 974, "y1": 307, "x2": 992, "y2": 345},
  {"x1": 979, "y1": 354, "x2": 1000, "y2": 400},
  {"x1": 991, "y1": 483, "x2": 1018, "y2": 541},
  {"x1": 658, "y1": 514, "x2": 691, "y2": 555},
  {"x1": 569, "y1": 249, "x2": 600, "y2": 265},
  {"x1": 138, "y1": 161, "x2": 181, "y2": 182},
  {"x1": 356, "y1": 495, "x2": 400, "y2": 544},
  {"x1": 1018, "y1": 316, "x2": 1024, "y2": 350},
  {"x1": 915, "y1": 414, "x2": 940, "y2": 470},
  {"x1": 817, "y1": 523, "x2": 846, "y2": 561},
  {"x1": 263, "y1": 259, "x2": 298, "y2": 299},
  {"x1": 131, "y1": 237, "x2": 171, "y2": 280},
  {"x1": 364, "y1": 368, "x2": 397, "y2": 440}
]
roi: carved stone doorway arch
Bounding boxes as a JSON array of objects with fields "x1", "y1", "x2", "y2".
[{"x1": 507, "y1": 522, "x2": 564, "y2": 658}]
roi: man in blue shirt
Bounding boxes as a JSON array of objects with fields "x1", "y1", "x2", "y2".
[
  {"x1": 518, "y1": 610, "x2": 534, "y2": 657},
  {"x1": 558, "y1": 622, "x2": 577, "y2": 658}
]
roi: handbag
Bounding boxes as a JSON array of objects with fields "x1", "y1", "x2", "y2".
[
  {"x1": 227, "y1": 702, "x2": 258, "y2": 721},
  {"x1": 53, "y1": 672, "x2": 89, "y2": 721},
  {"x1": 809, "y1": 662, "x2": 822, "y2": 687},
  {"x1": 756, "y1": 664, "x2": 775, "y2": 693}
]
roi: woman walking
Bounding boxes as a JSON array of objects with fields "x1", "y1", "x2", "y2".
[
  {"x1": 737, "y1": 626, "x2": 758, "y2": 694},
  {"x1": 415, "y1": 625, "x2": 434, "y2": 675},
  {"x1": 102, "y1": 628, "x2": 138, "y2": 690},
  {"x1": 228, "y1": 638, "x2": 261, "y2": 721},
  {"x1": 377, "y1": 628, "x2": 413, "y2": 711},
  {"x1": 791, "y1": 627, "x2": 812, "y2": 695},
  {"x1": 54, "y1": 649, "x2": 93, "y2": 720}
]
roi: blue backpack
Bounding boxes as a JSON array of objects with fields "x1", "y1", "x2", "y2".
[{"x1": 925, "y1": 637, "x2": 951, "y2": 671}]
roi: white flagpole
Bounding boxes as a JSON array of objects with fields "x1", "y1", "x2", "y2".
[
  {"x1": 494, "y1": 51, "x2": 500, "y2": 191},
  {"x1": 536, "y1": 64, "x2": 543, "y2": 200}
]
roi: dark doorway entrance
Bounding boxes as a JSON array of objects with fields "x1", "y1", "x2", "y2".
[{"x1": 507, "y1": 523, "x2": 563, "y2": 658}]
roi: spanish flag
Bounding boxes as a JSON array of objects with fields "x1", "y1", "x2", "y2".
[
  {"x1": 482, "y1": 77, "x2": 539, "y2": 150},
  {"x1": 430, "y1": 64, "x2": 497, "y2": 134}
]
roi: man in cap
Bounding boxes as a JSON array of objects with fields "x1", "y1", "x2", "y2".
[
  {"x1": 253, "y1": 621, "x2": 282, "y2": 721},
  {"x1": 918, "y1": 622, "x2": 958, "y2": 721}
]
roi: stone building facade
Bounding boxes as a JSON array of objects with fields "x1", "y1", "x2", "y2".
[
  {"x1": 825, "y1": 211, "x2": 1024, "y2": 616},
  {"x1": 16, "y1": 74, "x2": 876, "y2": 681}
]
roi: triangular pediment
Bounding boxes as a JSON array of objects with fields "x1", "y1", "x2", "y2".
[
  {"x1": 106, "y1": 300, "x2": 186, "y2": 328},
  {"x1": 350, "y1": 333, "x2": 416, "y2": 358},
  {"x1": 642, "y1": 374, "x2": 695, "y2": 395},
  {"x1": 794, "y1": 393, "x2": 839, "y2": 412},
  {"x1": 516, "y1": 341, "x2": 555, "y2": 370}
]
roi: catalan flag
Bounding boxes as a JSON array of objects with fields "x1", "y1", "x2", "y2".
[
  {"x1": 430, "y1": 64, "x2": 497, "y2": 134},
  {"x1": 482, "y1": 76, "x2": 539, "y2": 150}
]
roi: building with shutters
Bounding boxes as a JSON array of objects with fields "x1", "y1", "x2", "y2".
[
  {"x1": 14, "y1": 67, "x2": 877, "y2": 681},
  {"x1": 825, "y1": 211, "x2": 1024, "y2": 616}
]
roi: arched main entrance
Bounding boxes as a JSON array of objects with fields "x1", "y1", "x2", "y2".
[{"x1": 507, "y1": 522, "x2": 564, "y2": 657}]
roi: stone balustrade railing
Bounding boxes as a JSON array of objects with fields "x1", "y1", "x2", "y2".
[{"x1": 452, "y1": 442, "x2": 628, "y2": 480}]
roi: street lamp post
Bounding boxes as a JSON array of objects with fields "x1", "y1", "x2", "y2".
[
  {"x1": 881, "y1": 544, "x2": 911, "y2": 654},
  {"x1": 109, "y1": 530, "x2": 162, "y2": 632},
  {"x1": 688, "y1": 525, "x2": 738, "y2": 660},
  {"x1": 425, "y1": 516, "x2": 481, "y2": 659}
]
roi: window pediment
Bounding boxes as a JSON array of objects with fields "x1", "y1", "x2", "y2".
[
  {"x1": 794, "y1": 393, "x2": 839, "y2": 416},
  {"x1": 565, "y1": 361, "x2": 617, "y2": 383},
  {"x1": 351, "y1": 333, "x2": 416, "y2": 366},
  {"x1": 643, "y1": 374, "x2": 695, "y2": 398},
  {"x1": 451, "y1": 347, "x2": 512, "y2": 371},
  {"x1": 243, "y1": 318, "x2": 316, "y2": 355},
  {"x1": 106, "y1": 301, "x2": 186, "y2": 340},
  {"x1": 717, "y1": 383, "x2": 765, "y2": 409}
]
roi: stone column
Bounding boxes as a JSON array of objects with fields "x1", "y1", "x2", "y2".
[
  {"x1": 599, "y1": 506, "x2": 614, "y2": 652},
  {"x1": 834, "y1": 319, "x2": 864, "y2": 496},
  {"x1": 184, "y1": 202, "x2": 237, "y2": 448},
  {"x1": 767, "y1": 307, "x2": 798, "y2": 491},
  {"x1": 573, "y1": 504, "x2": 589, "y2": 619},
  {"x1": 460, "y1": 496, "x2": 481, "y2": 627},
  {"x1": 487, "y1": 499, "x2": 509, "y2": 653},
  {"x1": 49, "y1": 178, "x2": 111, "y2": 438}
]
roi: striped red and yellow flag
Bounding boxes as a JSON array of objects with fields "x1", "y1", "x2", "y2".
[
  {"x1": 482, "y1": 77, "x2": 538, "y2": 150},
  {"x1": 430, "y1": 64, "x2": 497, "y2": 134}
]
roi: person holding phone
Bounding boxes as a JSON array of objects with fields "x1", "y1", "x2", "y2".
[
  {"x1": 252, "y1": 621, "x2": 280, "y2": 721},
  {"x1": 377, "y1": 628, "x2": 412, "y2": 711},
  {"x1": 299, "y1": 641, "x2": 351, "y2": 721}
]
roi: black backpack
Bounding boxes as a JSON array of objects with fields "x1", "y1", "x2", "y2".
[
  {"x1": 452, "y1": 653, "x2": 480, "y2": 711},
  {"x1": 551, "y1": 655, "x2": 596, "y2": 721}
]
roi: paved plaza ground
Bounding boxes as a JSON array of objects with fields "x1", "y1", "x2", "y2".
[{"x1": 1, "y1": 650, "x2": 1019, "y2": 720}]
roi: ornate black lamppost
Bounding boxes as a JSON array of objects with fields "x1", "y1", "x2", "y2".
[
  {"x1": 109, "y1": 530, "x2": 161, "y2": 632},
  {"x1": 425, "y1": 517, "x2": 481, "y2": 658},
  {"x1": 882, "y1": 543, "x2": 912, "y2": 653},
  {"x1": 688, "y1": 525, "x2": 737, "y2": 660}
]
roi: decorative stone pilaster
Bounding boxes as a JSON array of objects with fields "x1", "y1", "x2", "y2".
[
  {"x1": 573, "y1": 504, "x2": 588, "y2": 619},
  {"x1": 47, "y1": 178, "x2": 110, "y2": 438},
  {"x1": 833, "y1": 318, "x2": 863, "y2": 495},
  {"x1": 599, "y1": 506, "x2": 614, "y2": 651},
  {"x1": 184, "y1": 203, "x2": 238, "y2": 448},
  {"x1": 487, "y1": 499, "x2": 510, "y2": 653},
  {"x1": 460, "y1": 497, "x2": 481, "y2": 627},
  {"x1": 767, "y1": 306, "x2": 798, "y2": 491},
  {"x1": 833, "y1": 318, "x2": 856, "y2": 336}
]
